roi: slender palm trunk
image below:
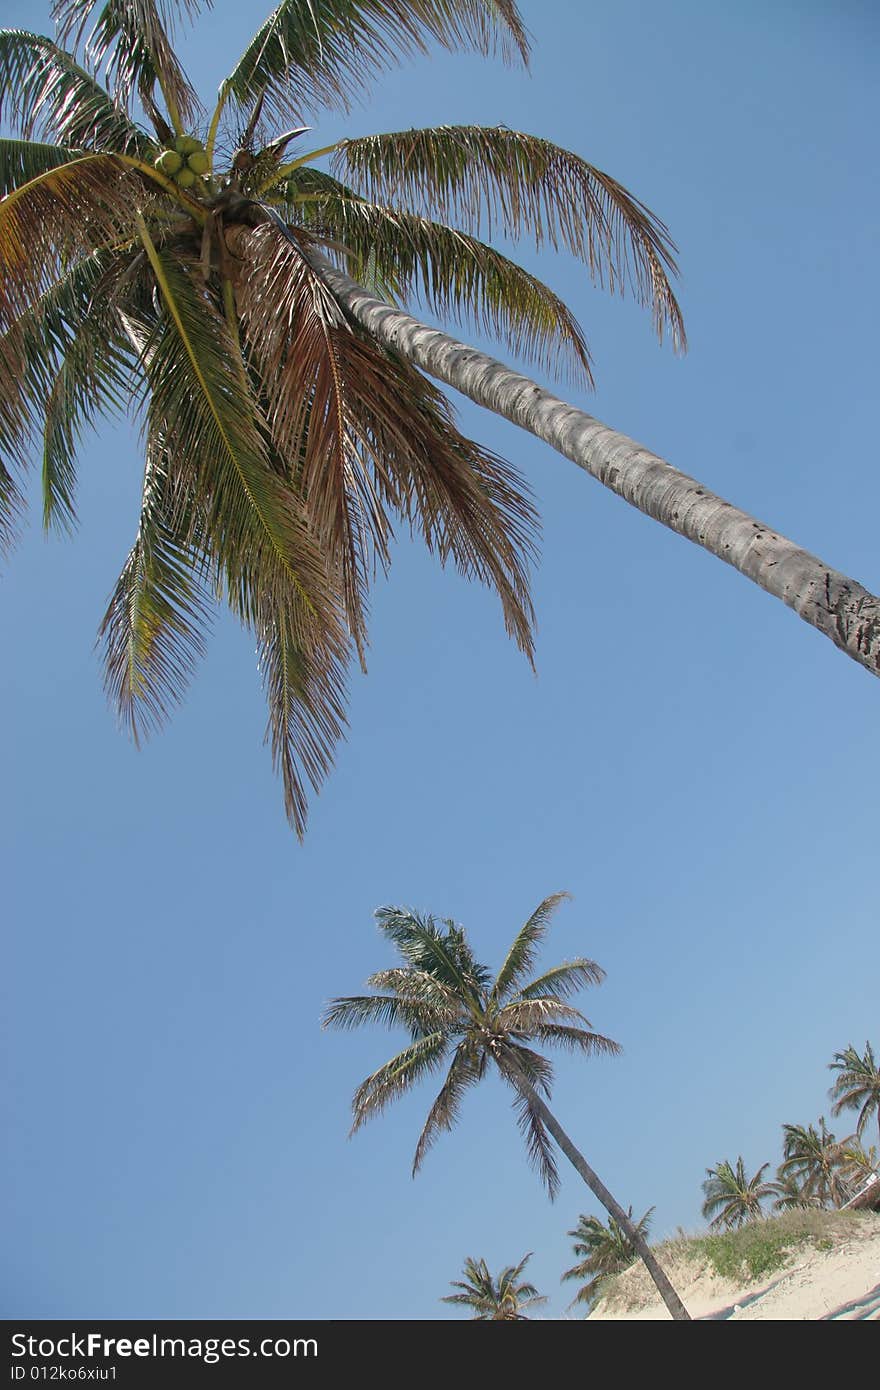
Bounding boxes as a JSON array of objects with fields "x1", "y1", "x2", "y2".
[
  {"x1": 316, "y1": 257, "x2": 880, "y2": 680},
  {"x1": 499, "y1": 1057, "x2": 690, "y2": 1319}
]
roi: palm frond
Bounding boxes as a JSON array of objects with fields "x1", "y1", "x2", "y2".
[
  {"x1": 516, "y1": 958, "x2": 606, "y2": 1003},
  {"x1": 491, "y1": 891, "x2": 571, "y2": 1003},
  {"x1": 350, "y1": 1031, "x2": 448, "y2": 1132},
  {"x1": 0, "y1": 155, "x2": 140, "y2": 330},
  {"x1": 412, "y1": 1044, "x2": 479, "y2": 1173},
  {"x1": 137, "y1": 238, "x2": 351, "y2": 834},
  {"x1": 337, "y1": 125, "x2": 685, "y2": 349},
  {"x1": 497, "y1": 997, "x2": 591, "y2": 1031},
  {"x1": 233, "y1": 217, "x2": 539, "y2": 663},
  {"x1": 285, "y1": 175, "x2": 592, "y2": 384},
  {"x1": 0, "y1": 457, "x2": 23, "y2": 553},
  {"x1": 533, "y1": 1023, "x2": 621, "y2": 1057},
  {"x1": 0, "y1": 137, "x2": 90, "y2": 198},
  {"x1": 511, "y1": 1082, "x2": 559, "y2": 1198},
  {"x1": 42, "y1": 294, "x2": 135, "y2": 533},
  {"x1": 364, "y1": 966, "x2": 460, "y2": 1011},
  {"x1": 0, "y1": 29, "x2": 148, "y2": 151},
  {"x1": 321, "y1": 992, "x2": 451, "y2": 1037},
  {"x1": 99, "y1": 423, "x2": 210, "y2": 742},
  {"x1": 223, "y1": 0, "x2": 529, "y2": 127},
  {"x1": 371, "y1": 907, "x2": 484, "y2": 1004},
  {"x1": 53, "y1": 0, "x2": 203, "y2": 128},
  {"x1": 0, "y1": 246, "x2": 135, "y2": 537}
]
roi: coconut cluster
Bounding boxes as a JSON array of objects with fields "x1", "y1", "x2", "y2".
[{"x1": 154, "y1": 135, "x2": 209, "y2": 188}]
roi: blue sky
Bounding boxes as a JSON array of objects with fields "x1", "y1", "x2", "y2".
[{"x1": 2, "y1": 1, "x2": 878, "y2": 1320}]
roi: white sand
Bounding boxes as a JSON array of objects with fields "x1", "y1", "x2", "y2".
[{"x1": 590, "y1": 1215, "x2": 880, "y2": 1320}]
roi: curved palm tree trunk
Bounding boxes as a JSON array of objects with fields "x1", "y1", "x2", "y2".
[
  {"x1": 495, "y1": 1054, "x2": 690, "y2": 1320},
  {"x1": 316, "y1": 257, "x2": 880, "y2": 680}
]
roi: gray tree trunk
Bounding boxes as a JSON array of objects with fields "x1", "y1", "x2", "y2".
[
  {"x1": 315, "y1": 257, "x2": 880, "y2": 680},
  {"x1": 498, "y1": 1051, "x2": 690, "y2": 1320}
]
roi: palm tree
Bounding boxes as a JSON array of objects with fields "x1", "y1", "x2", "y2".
[
  {"x1": 0, "y1": 1, "x2": 682, "y2": 834},
  {"x1": 771, "y1": 1172, "x2": 821, "y2": 1214},
  {"x1": 779, "y1": 1119, "x2": 853, "y2": 1209},
  {"x1": 700, "y1": 1157, "x2": 777, "y2": 1231},
  {"x1": 838, "y1": 1139, "x2": 879, "y2": 1205},
  {"x1": 442, "y1": 1253, "x2": 546, "y2": 1320},
  {"x1": 829, "y1": 1043, "x2": 880, "y2": 1149},
  {"x1": 3, "y1": 5, "x2": 879, "y2": 836},
  {"x1": 561, "y1": 1207, "x2": 653, "y2": 1313},
  {"x1": 323, "y1": 892, "x2": 691, "y2": 1319}
]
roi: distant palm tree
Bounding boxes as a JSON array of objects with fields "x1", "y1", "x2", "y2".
[
  {"x1": 701, "y1": 1157, "x2": 777, "y2": 1230},
  {"x1": 561, "y1": 1207, "x2": 654, "y2": 1312},
  {"x1": 771, "y1": 1173, "x2": 822, "y2": 1214},
  {"x1": 442, "y1": 1253, "x2": 546, "y2": 1320},
  {"x1": 839, "y1": 1139, "x2": 879, "y2": 1200},
  {"x1": 829, "y1": 1043, "x2": 880, "y2": 1149},
  {"x1": 779, "y1": 1120, "x2": 852, "y2": 1209},
  {"x1": 323, "y1": 893, "x2": 690, "y2": 1319}
]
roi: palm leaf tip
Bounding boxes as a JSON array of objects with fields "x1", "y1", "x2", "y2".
[
  {"x1": 337, "y1": 125, "x2": 686, "y2": 352},
  {"x1": 223, "y1": 0, "x2": 530, "y2": 126}
]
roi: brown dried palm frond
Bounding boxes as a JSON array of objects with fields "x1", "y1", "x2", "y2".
[
  {"x1": 0, "y1": 155, "x2": 141, "y2": 327},
  {"x1": 336, "y1": 124, "x2": 685, "y2": 349},
  {"x1": 230, "y1": 217, "x2": 539, "y2": 662}
]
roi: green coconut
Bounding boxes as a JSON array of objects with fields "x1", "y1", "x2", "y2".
[
  {"x1": 175, "y1": 166, "x2": 197, "y2": 189},
  {"x1": 174, "y1": 134, "x2": 203, "y2": 157},
  {"x1": 186, "y1": 150, "x2": 209, "y2": 176},
  {"x1": 154, "y1": 148, "x2": 183, "y2": 176}
]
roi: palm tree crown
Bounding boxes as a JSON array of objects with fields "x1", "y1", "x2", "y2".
[
  {"x1": 0, "y1": 0, "x2": 682, "y2": 833},
  {"x1": 561, "y1": 1207, "x2": 653, "y2": 1311},
  {"x1": 829, "y1": 1042, "x2": 880, "y2": 1147},
  {"x1": 323, "y1": 892, "x2": 618, "y2": 1194},
  {"x1": 442, "y1": 1252, "x2": 546, "y2": 1319},
  {"x1": 700, "y1": 1156, "x2": 776, "y2": 1231},
  {"x1": 778, "y1": 1119, "x2": 853, "y2": 1210}
]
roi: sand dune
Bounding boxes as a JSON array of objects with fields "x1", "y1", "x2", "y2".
[{"x1": 589, "y1": 1213, "x2": 880, "y2": 1320}]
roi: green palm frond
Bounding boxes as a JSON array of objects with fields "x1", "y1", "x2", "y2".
[
  {"x1": 510, "y1": 1079, "x2": 559, "y2": 1198},
  {"x1": 135, "y1": 236, "x2": 352, "y2": 833},
  {"x1": 701, "y1": 1157, "x2": 775, "y2": 1230},
  {"x1": 442, "y1": 1251, "x2": 544, "y2": 1319},
  {"x1": 53, "y1": 0, "x2": 203, "y2": 130},
  {"x1": 364, "y1": 966, "x2": 461, "y2": 1012},
  {"x1": 223, "y1": 0, "x2": 529, "y2": 127},
  {"x1": 516, "y1": 959, "x2": 606, "y2": 1003},
  {"x1": 0, "y1": 29, "x2": 148, "y2": 151},
  {"x1": 337, "y1": 125, "x2": 685, "y2": 349},
  {"x1": 491, "y1": 892, "x2": 572, "y2": 1003},
  {"x1": 286, "y1": 178, "x2": 593, "y2": 384},
  {"x1": 532, "y1": 1023, "x2": 621, "y2": 1058},
  {"x1": 562, "y1": 1208, "x2": 652, "y2": 1310},
  {"x1": 0, "y1": 247, "x2": 135, "y2": 538},
  {"x1": 371, "y1": 908, "x2": 488, "y2": 1003},
  {"x1": 829, "y1": 1042, "x2": 880, "y2": 1139},
  {"x1": 42, "y1": 327, "x2": 131, "y2": 534},
  {"x1": 99, "y1": 425, "x2": 210, "y2": 741},
  {"x1": 0, "y1": 138, "x2": 90, "y2": 197},
  {"x1": 350, "y1": 1032, "x2": 448, "y2": 1132},
  {"x1": 320, "y1": 992, "x2": 452, "y2": 1038},
  {"x1": 412, "y1": 1045, "x2": 480, "y2": 1174}
]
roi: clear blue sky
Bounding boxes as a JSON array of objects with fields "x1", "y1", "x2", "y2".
[{"x1": 2, "y1": 1, "x2": 878, "y2": 1320}]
